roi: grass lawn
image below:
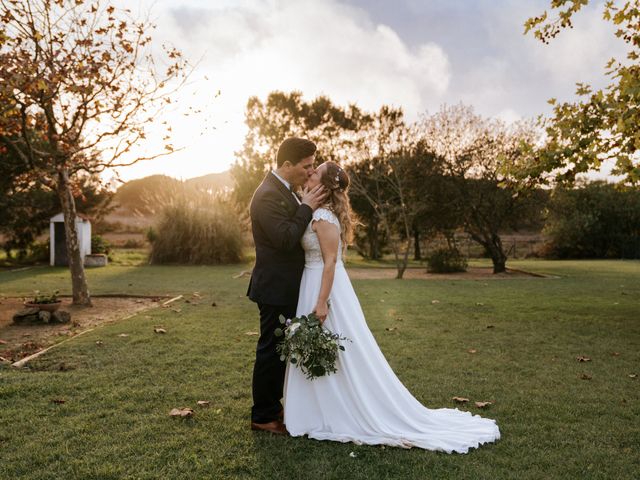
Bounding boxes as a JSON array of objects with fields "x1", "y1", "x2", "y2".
[{"x1": 0, "y1": 259, "x2": 638, "y2": 479}]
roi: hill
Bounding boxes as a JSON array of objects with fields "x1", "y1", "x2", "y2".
[
  {"x1": 113, "y1": 171, "x2": 233, "y2": 214},
  {"x1": 185, "y1": 171, "x2": 233, "y2": 192}
]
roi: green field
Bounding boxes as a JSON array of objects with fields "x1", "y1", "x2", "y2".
[{"x1": 0, "y1": 259, "x2": 638, "y2": 479}]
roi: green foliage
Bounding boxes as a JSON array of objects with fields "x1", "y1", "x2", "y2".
[
  {"x1": 91, "y1": 235, "x2": 112, "y2": 255},
  {"x1": 149, "y1": 190, "x2": 244, "y2": 265},
  {"x1": 426, "y1": 247, "x2": 469, "y2": 273},
  {"x1": 525, "y1": 0, "x2": 640, "y2": 185},
  {"x1": 275, "y1": 312, "x2": 350, "y2": 380},
  {"x1": 542, "y1": 181, "x2": 640, "y2": 258},
  {"x1": 30, "y1": 289, "x2": 59, "y2": 304}
]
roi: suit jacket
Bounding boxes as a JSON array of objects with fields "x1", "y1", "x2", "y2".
[{"x1": 247, "y1": 172, "x2": 313, "y2": 305}]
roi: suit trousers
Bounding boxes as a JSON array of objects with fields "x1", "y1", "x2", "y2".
[{"x1": 251, "y1": 302, "x2": 297, "y2": 423}]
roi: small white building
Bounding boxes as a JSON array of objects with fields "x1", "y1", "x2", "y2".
[{"x1": 49, "y1": 213, "x2": 92, "y2": 267}]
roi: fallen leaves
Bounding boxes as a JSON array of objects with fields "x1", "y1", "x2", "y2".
[
  {"x1": 629, "y1": 374, "x2": 637, "y2": 379},
  {"x1": 579, "y1": 373, "x2": 592, "y2": 380},
  {"x1": 245, "y1": 331, "x2": 258, "y2": 336},
  {"x1": 467, "y1": 348, "x2": 477, "y2": 354},
  {"x1": 169, "y1": 407, "x2": 194, "y2": 418},
  {"x1": 196, "y1": 400, "x2": 210, "y2": 407},
  {"x1": 118, "y1": 333, "x2": 129, "y2": 337},
  {"x1": 453, "y1": 397, "x2": 493, "y2": 409},
  {"x1": 51, "y1": 399, "x2": 66, "y2": 404},
  {"x1": 431, "y1": 300, "x2": 440, "y2": 304},
  {"x1": 452, "y1": 396, "x2": 469, "y2": 404},
  {"x1": 385, "y1": 327, "x2": 397, "y2": 332},
  {"x1": 0, "y1": 339, "x2": 7, "y2": 345},
  {"x1": 154, "y1": 327, "x2": 167, "y2": 334},
  {"x1": 95, "y1": 340, "x2": 103, "y2": 346},
  {"x1": 576, "y1": 355, "x2": 591, "y2": 362}
]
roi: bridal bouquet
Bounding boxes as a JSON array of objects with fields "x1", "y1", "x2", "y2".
[{"x1": 275, "y1": 312, "x2": 350, "y2": 380}]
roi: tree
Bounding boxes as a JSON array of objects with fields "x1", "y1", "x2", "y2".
[
  {"x1": 0, "y1": 143, "x2": 57, "y2": 259},
  {"x1": 525, "y1": 0, "x2": 640, "y2": 185},
  {"x1": 543, "y1": 180, "x2": 640, "y2": 258},
  {"x1": 418, "y1": 104, "x2": 545, "y2": 273},
  {"x1": 347, "y1": 106, "x2": 424, "y2": 279},
  {"x1": 0, "y1": 1, "x2": 187, "y2": 304},
  {"x1": 231, "y1": 91, "x2": 370, "y2": 208}
]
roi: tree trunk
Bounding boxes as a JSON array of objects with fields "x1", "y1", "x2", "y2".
[
  {"x1": 413, "y1": 227, "x2": 421, "y2": 260},
  {"x1": 486, "y1": 236, "x2": 507, "y2": 273},
  {"x1": 368, "y1": 221, "x2": 381, "y2": 260},
  {"x1": 57, "y1": 167, "x2": 92, "y2": 306},
  {"x1": 468, "y1": 231, "x2": 507, "y2": 274},
  {"x1": 393, "y1": 234, "x2": 411, "y2": 279}
]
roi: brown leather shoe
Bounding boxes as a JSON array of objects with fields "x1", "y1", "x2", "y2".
[{"x1": 251, "y1": 420, "x2": 288, "y2": 435}]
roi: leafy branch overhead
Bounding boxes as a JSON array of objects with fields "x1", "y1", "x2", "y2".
[
  {"x1": 525, "y1": 0, "x2": 640, "y2": 185},
  {"x1": 0, "y1": 0, "x2": 190, "y2": 178}
]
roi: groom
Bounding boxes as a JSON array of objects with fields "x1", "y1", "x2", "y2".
[{"x1": 248, "y1": 137, "x2": 326, "y2": 434}]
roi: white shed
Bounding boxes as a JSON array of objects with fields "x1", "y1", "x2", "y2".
[{"x1": 49, "y1": 213, "x2": 92, "y2": 266}]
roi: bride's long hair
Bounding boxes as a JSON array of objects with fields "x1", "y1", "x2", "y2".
[{"x1": 320, "y1": 161, "x2": 354, "y2": 249}]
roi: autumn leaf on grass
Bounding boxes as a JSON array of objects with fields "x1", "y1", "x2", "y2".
[
  {"x1": 51, "y1": 399, "x2": 66, "y2": 404},
  {"x1": 467, "y1": 348, "x2": 477, "y2": 354},
  {"x1": 196, "y1": 400, "x2": 210, "y2": 407},
  {"x1": 154, "y1": 327, "x2": 167, "y2": 334},
  {"x1": 576, "y1": 355, "x2": 591, "y2": 362},
  {"x1": 118, "y1": 334, "x2": 129, "y2": 337},
  {"x1": 629, "y1": 374, "x2": 637, "y2": 379},
  {"x1": 245, "y1": 331, "x2": 258, "y2": 336},
  {"x1": 0, "y1": 339, "x2": 7, "y2": 345},
  {"x1": 452, "y1": 397, "x2": 469, "y2": 404},
  {"x1": 431, "y1": 300, "x2": 439, "y2": 304},
  {"x1": 475, "y1": 401, "x2": 492, "y2": 409},
  {"x1": 385, "y1": 327, "x2": 397, "y2": 332},
  {"x1": 611, "y1": 352, "x2": 620, "y2": 356},
  {"x1": 95, "y1": 341, "x2": 103, "y2": 347},
  {"x1": 169, "y1": 407, "x2": 194, "y2": 417},
  {"x1": 579, "y1": 373, "x2": 592, "y2": 380}
]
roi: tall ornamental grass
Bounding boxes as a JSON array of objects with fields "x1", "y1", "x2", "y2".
[{"x1": 149, "y1": 189, "x2": 244, "y2": 265}]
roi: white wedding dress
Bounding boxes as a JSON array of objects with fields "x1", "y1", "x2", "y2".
[{"x1": 282, "y1": 208, "x2": 500, "y2": 453}]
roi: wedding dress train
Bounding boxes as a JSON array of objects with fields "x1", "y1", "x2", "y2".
[{"x1": 283, "y1": 208, "x2": 500, "y2": 453}]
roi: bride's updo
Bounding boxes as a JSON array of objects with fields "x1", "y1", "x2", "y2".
[{"x1": 320, "y1": 161, "x2": 354, "y2": 248}]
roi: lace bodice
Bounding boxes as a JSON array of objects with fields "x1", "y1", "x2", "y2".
[{"x1": 301, "y1": 208, "x2": 343, "y2": 266}]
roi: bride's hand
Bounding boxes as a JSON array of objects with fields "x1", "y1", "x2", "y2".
[{"x1": 313, "y1": 300, "x2": 329, "y2": 323}]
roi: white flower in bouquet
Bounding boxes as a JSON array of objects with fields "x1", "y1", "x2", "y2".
[{"x1": 275, "y1": 312, "x2": 351, "y2": 380}]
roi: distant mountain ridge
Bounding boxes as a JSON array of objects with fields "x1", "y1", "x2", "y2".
[{"x1": 114, "y1": 171, "x2": 233, "y2": 214}]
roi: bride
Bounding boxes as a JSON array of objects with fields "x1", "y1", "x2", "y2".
[{"x1": 282, "y1": 161, "x2": 500, "y2": 454}]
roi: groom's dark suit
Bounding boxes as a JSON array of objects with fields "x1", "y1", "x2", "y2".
[{"x1": 248, "y1": 172, "x2": 312, "y2": 423}]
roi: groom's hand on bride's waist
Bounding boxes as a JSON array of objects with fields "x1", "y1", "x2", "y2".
[{"x1": 301, "y1": 185, "x2": 328, "y2": 211}]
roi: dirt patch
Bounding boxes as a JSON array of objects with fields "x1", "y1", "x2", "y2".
[
  {"x1": 0, "y1": 296, "x2": 161, "y2": 362},
  {"x1": 347, "y1": 266, "x2": 545, "y2": 280}
]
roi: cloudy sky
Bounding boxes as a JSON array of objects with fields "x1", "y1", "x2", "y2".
[{"x1": 109, "y1": 0, "x2": 625, "y2": 183}]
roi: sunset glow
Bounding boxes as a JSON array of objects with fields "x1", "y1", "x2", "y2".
[{"x1": 106, "y1": 0, "x2": 626, "y2": 184}]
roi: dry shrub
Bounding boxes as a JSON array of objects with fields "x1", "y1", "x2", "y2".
[{"x1": 149, "y1": 187, "x2": 244, "y2": 265}]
